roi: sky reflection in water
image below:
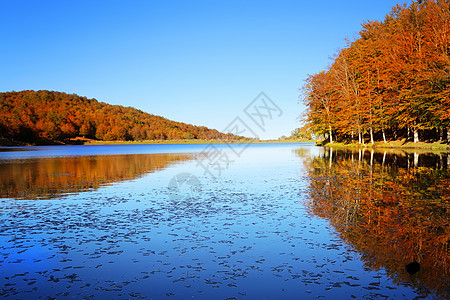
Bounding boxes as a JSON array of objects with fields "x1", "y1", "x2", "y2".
[{"x1": 0, "y1": 144, "x2": 448, "y2": 299}]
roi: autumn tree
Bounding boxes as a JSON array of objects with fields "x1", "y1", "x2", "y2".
[
  {"x1": 0, "y1": 90, "x2": 244, "y2": 145},
  {"x1": 302, "y1": 0, "x2": 450, "y2": 144}
]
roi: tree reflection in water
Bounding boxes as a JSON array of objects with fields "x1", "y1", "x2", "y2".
[
  {"x1": 0, "y1": 153, "x2": 193, "y2": 200},
  {"x1": 301, "y1": 148, "x2": 449, "y2": 298}
]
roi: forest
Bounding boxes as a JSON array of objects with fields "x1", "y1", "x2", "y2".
[
  {"x1": 302, "y1": 0, "x2": 449, "y2": 144},
  {"x1": 0, "y1": 90, "x2": 242, "y2": 145}
]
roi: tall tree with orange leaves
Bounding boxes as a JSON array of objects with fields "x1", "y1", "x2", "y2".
[{"x1": 302, "y1": 0, "x2": 449, "y2": 144}]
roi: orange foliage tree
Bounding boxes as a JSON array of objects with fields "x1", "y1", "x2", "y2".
[
  {"x1": 0, "y1": 90, "x2": 244, "y2": 144},
  {"x1": 302, "y1": 0, "x2": 450, "y2": 144}
]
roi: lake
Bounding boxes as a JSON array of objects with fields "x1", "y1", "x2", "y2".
[{"x1": 0, "y1": 143, "x2": 448, "y2": 299}]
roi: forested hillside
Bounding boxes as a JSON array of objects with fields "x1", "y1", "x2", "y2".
[
  {"x1": 0, "y1": 90, "x2": 240, "y2": 145},
  {"x1": 302, "y1": 0, "x2": 449, "y2": 144}
]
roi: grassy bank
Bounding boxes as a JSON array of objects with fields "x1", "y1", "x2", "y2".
[{"x1": 320, "y1": 140, "x2": 450, "y2": 152}]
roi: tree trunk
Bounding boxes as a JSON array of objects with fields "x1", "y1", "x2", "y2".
[
  {"x1": 370, "y1": 126, "x2": 374, "y2": 145},
  {"x1": 414, "y1": 128, "x2": 419, "y2": 143},
  {"x1": 358, "y1": 127, "x2": 361, "y2": 144},
  {"x1": 447, "y1": 129, "x2": 450, "y2": 143},
  {"x1": 439, "y1": 128, "x2": 443, "y2": 141},
  {"x1": 413, "y1": 121, "x2": 419, "y2": 143},
  {"x1": 382, "y1": 128, "x2": 387, "y2": 143},
  {"x1": 329, "y1": 126, "x2": 333, "y2": 144}
]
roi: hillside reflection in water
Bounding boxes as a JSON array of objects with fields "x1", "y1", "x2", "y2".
[{"x1": 0, "y1": 153, "x2": 194, "y2": 200}]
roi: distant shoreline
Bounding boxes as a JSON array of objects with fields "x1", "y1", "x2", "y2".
[
  {"x1": 0, "y1": 139, "x2": 315, "y2": 147},
  {"x1": 320, "y1": 140, "x2": 450, "y2": 152},
  {"x1": 3, "y1": 139, "x2": 449, "y2": 151},
  {"x1": 84, "y1": 139, "x2": 315, "y2": 145}
]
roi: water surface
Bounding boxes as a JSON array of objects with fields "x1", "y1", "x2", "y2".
[{"x1": 0, "y1": 144, "x2": 448, "y2": 299}]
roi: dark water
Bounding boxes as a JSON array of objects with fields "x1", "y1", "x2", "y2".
[{"x1": 0, "y1": 144, "x2": 448, "y2": 299}]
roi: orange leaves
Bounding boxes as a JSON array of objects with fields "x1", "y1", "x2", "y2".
[
  {"x1": 302, "y1": 0, "x2": 450, "y2": 143},
  {"x1": 0, "y1": 90, "x2": 240, "y2": 144}
]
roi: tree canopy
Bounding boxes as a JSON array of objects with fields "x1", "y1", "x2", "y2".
[
  {"x1": 0, "y1": 90, "x2": 242, "y2": 145},
  {"x1": 302, "y1": 0, "x2": 449, "y2": 144}
]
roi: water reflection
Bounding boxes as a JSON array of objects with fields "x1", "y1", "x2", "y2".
[
  {"x1": 0, "y1": 153, "x2": 194, "y2": 200},
  {"x1": 301, "y1": 147, "x2": 450, "y2": 298}
]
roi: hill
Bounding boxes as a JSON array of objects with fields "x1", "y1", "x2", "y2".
[{"x1": 0, "y1": 90, "x2": 242, "y2": 145}]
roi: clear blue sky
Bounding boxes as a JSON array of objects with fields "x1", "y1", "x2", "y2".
[{"x1": 0, "y1": 0, "x2": 407, "y2": 139}]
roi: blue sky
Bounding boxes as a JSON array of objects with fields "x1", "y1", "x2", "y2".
[{"x1": 0, "y1": 0, "x2": 407, "y2": 139}]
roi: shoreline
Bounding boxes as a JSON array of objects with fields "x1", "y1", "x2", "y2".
[
  {"x1": 82, "y1": 139, "x2": 315, "y2": 145},
  {"x1": 0, "y1": 139, "x2": 315, "y2": 147},
  {"x1": 321, "y1": 140, "x2": 450, "y2": 152}
]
